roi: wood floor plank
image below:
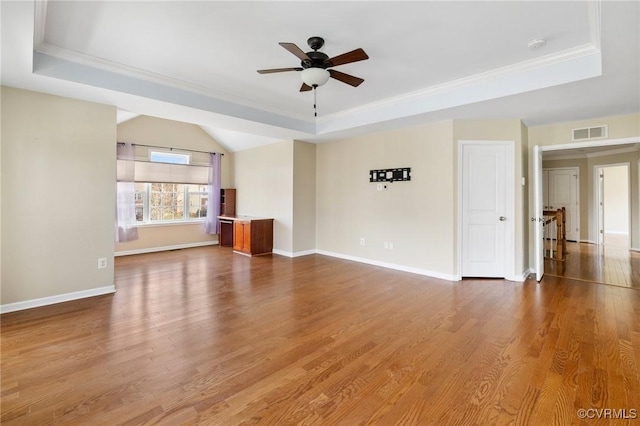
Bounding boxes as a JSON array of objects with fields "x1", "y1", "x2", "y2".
[{"x1": 2, "y1": 246, "x2": 639, "y2": 425}]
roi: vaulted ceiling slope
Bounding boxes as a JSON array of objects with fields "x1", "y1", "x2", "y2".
[{"x1": 1, "y1": 1, "x2": 639, "y2": 151}]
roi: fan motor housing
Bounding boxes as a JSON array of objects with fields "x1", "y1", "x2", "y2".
[{"x1": 302, "y1": 51, "x2": 329, "y2": 69}]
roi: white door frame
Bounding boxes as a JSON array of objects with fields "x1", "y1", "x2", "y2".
[
  {"x1": 534, "y1": 146, "x2": 544, "y2": 281},
  {"x1": 594, "y1": 162, "x2": 631, "y2": 247},
  {"x1": 458, "y1": 140, "x2": 515, "y2": 280},
  {"x1": 532, "y1": 136, "x2": 640, "y2": 277}
]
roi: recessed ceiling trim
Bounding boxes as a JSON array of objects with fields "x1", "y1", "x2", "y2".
[
  {"x1": 34, "y1": 42, "x2": 313, "y2": 123},
  {"x1": 32, "y1": 40, "x2": 602, "y2": 139},
  {"x1": 33, "y1": 51, "x2": 317, "y2": 135},
  {"x1": 316, "y1": 43, "x2": 602, "y2": 134}
]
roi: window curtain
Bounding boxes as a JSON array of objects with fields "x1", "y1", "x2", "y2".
[
  {"x1": 115, "y1": 143, "x2": 139, "y2": 242},
  {"x1": 204, "y1": 153, "x2": 222, "y2": 234}
]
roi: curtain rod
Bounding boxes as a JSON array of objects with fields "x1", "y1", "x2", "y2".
[{"x1": 117, "y1": 142, "x2": 223, "y2": 156}]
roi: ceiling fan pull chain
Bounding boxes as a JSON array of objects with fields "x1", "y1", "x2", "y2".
[{"x1": 313, "y1": 86, "x2": 318, "y2": 117}]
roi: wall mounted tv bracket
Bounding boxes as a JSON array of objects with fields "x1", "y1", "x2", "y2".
[{"x1": 369, "y1": 167, "x2": 411, "y2": 183}]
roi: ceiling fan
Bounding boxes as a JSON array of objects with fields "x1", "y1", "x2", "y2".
[{"x1": 257, "y1": 36, "x2": 369, "y2": 93}]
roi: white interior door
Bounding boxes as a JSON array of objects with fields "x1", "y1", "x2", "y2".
[
  {"x1": 461, "y1": 142, "x2": 513, "y2": 278},
  {"x1": 546, "y1": 168, "x2": 579, "y2": 241},
  {"x1": 534, "y1": 146, "x2": 544, "y2": 281}
]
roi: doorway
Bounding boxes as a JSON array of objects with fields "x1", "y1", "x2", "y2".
[
  {"x1": 596, "y1": 164, "x2": 630, "y2": 248},
  {"x1": 533, "y1": 137, "x2": 639, "y2": 283}
]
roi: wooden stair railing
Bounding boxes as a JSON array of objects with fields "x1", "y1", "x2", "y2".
[{"x1": 543, "y1": 207, "x2": 567, "y2": 262}]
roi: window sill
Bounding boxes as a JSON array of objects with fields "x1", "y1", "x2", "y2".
[{"x1": 136, "y1": 220, "x2": 206, "y2": 229}]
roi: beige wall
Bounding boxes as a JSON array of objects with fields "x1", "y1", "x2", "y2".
[
  {"x1": 1, "y1": 87, "x2": 116, "y2": 305},
  {"x1": 115, "y1": 116, "x2": 232, "y2": 254},
  {"x1": 292, "y1": 141, "x2": 316, "y2": 254},
  {"x1": 529, "y1": 114, "x2": 640, "y2": 147},
  {"x1": 234, "y1": 140, "x2": 294, "y2": 254},
  {"x1": 316, "y1": 121, "x2": 456, "y2": 277},
  {"x1": 115, "y1": 224, "x2": 218, "y2": 254}
]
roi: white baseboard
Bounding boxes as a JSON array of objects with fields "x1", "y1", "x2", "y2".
[
  {"x1": 272, "y1": 249, "x2": 316, "y2": 258},
  {"x1": 114, "y1": 240, "x2": 218, "y2": 257},
  {"x1": 508, "y1": 269, "x2": 531, "y2": 282},
  {"x1": 1, "y1": 285, "x2": 116, "y2": 314},
  {"x1": 631, "y1": 247, "x2": 640, "y2": 253},
  {"x1": 315, "y1": 250, "x2": 458, "y2": 281}
]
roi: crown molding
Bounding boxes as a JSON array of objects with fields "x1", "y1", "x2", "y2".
[{"x1": 316, "y1": 43, "x2": 602, "y2": 134}]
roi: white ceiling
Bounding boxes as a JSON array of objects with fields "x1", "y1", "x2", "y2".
[{"x1": 1, "y1": 1, "x2": 639, "y2": 152}]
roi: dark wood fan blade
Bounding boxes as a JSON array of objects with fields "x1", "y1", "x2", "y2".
[
  {"x1": 257, "y1": 67, "x2": 303, "y2": 74},
  {"x1": 325, "y1": 48, "x2": 369, "y2": 67},
  {"x1": 279, "y1": 42, "x2": 311, "y2": 61},
  {"x1": 300, "y1": 83, "x2": 313, "y2": 92},
  {"x1": 329, "y1": 69, "x2": 364, "y2": 87}
]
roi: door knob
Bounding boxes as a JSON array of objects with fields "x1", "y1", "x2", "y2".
[
  {"x1": 499, "y1": 216, "x2": 507, "y2": 221},
  {"x1": 531, "y1": 217, "x2": 536, "y2": 222}
]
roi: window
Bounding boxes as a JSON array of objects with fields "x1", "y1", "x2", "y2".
[
  {"x1": 149, "y1": 150, "x2": 190, "y2": 165},
  {"x1": 134, "y1": 183, "x2": 208, "y2": 224}
]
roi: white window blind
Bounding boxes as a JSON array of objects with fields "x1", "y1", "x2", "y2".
[{"x1": 117, "y1": 160, "x2": 209, "y2": 184}]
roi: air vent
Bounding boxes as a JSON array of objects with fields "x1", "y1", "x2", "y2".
[{"x1": 572, "y1": 125, "x2": 608, "y2": 141}]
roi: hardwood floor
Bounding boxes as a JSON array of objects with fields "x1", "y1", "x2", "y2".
[
  {"x1": 545, "y1": 241, "x2": 640, "y2": 289},
  {"x1": 2, "y1": 247, "x2": 640, "y2": 425}
]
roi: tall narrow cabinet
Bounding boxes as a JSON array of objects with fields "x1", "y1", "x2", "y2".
[
  {"x1": 220, "y1": 188, "x2": 236, "y2": 216},
  {"x1": 218, "y1": 189, "x2": 236, "y2": 247}
]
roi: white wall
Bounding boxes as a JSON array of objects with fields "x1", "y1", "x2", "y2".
[
  {"x1": 292, "y1": 141, "x2": 316, "y2": 254},
  {"x1": 1, "y1": 87, "x2": 117, "y2": 309}
]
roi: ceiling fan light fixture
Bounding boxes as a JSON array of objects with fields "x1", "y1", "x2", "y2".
[{"x1": 301, "y1": 68, "x2": 330, "y2": 87}]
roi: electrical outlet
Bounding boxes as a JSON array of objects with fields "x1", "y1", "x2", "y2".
[
  {"x1": 384, "y1": 242, "x2": 389, "y2": 249},
  {"x1": 98, "y1": 257, "x2": 107, "y2": 269},
  {"x1": 389, "y1": 242, "x2": 394, "y2": 250},
  {"x1": 360, "y1": 238, "x2": 365, "y2": 246}
]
